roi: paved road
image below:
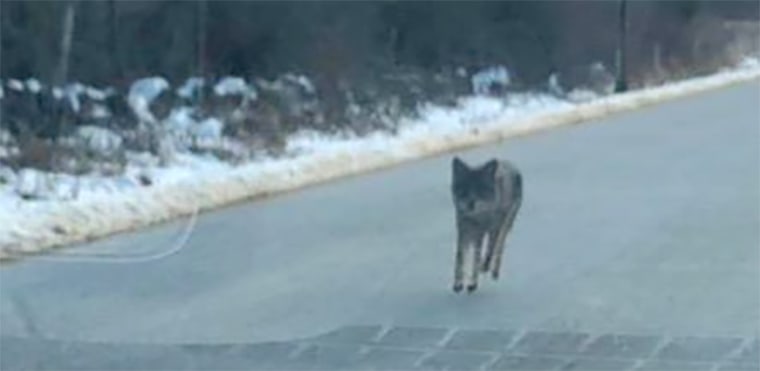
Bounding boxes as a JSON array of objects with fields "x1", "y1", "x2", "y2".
[{"x1": 1, "y1": 82, "x2": 758, "y2": 370}]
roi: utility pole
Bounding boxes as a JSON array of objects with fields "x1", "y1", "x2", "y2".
[{"x1": 615, "y1": 0, "x2": 628, "y2": 92}]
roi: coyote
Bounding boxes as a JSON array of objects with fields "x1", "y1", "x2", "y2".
[{"x1": 451, "y1": 157, "x2": 522, "y2": 293}]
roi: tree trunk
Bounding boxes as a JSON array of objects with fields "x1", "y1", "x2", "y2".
[
  {"x1": 55, "y1": 0, "x2": 77, "y2": 85},
  {"x1": 107, "y1": 0, "x2": 123, "y2": 82},
  {"x1": 653, "y1": 42, "x2": 663, "y2": 81},
  {"x1": 614, "y1": 0, "x2": 629, "y2": 92},
  {"x1": 196, "y1": 0, "x2": 208, "y2": 77},
  {"x1": 196, "y1": 0, "x2": 208, "y2": 102}
]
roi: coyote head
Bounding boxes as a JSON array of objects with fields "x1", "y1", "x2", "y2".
[{"x1": 451, "y1": 157, "x2": 499, "y2": 216}]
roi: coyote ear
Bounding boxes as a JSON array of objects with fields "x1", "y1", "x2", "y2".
[
  {"x1": 452, "y1": 156, "x2": 468, "y2": 176},
  {"x1": 482, "y1": 159, "x2": 498, "y2": 176}
]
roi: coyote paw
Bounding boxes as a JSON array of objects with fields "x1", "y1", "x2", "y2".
[
  {"x1": 491, "y1": 270, "x2": 500, "y2": 281},
  {"x1": 452, "y1": 282, "x2": 464, "y2": 293},
  {"x1": 466, "y1": 283, "x2": 478, "y2": 293},
  {"x1": 480, "y1": 261, "x2": 491, "y2": 273}
]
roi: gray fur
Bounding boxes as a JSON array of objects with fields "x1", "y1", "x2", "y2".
[{"x1": 451, "y1": 156, "x2": 522, "y2": 293}]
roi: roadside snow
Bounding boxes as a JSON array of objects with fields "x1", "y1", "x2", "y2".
[
  {"x1": 738, "y1": 56, "x2": 760, "y2": 69},
  {"x1": 214, "y1": 76, "x2": 257, "y2": 100},
  {"x1": 85, "y1": 86, "x2": 113, "y2": 101},
  {"x1": 14, "y1": 169, "x2": 47, "y2": 200},
  {"x1": 25, "y1": 78, "x2": 42, "y2": 93},
  {"x1": 128, "y1": 77, "x2": 170, "y2": 125},
  {"x1": 471, "y1": 65, "x2": 511, "y2": 95},
  {"x1": 64, "y1": 83, "x2": 86, "y2": 113},
  {"x1": 1, "y1": 63, "x2": 758, "y2": 260},
  {"x1": 566, "y1": 89, "x2": 600, "y2": 103},
  {"x1": 7, "y1": 79, "x2": 24, "y2": 91},
  {"x1": 282, "y1": 73, "x2": 316, "y2": 95},
  {"x1": 177, "y1": 77, "x2": 205, "y2": 99},
  {"x1": 76, "y1": 126, "x2": 123, "y2": 156}
]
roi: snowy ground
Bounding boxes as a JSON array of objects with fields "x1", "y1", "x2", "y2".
[{"x1": 1, "y1": 62, "x2": 759, "y2": 261}]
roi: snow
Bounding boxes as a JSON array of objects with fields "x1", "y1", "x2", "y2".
[
  {"x1": 129, "y1": 77, "x2": 170, "y2": 103},
  {"x1": 0, "y1": 129, "x2": 11, "y2": 145},
  {"x1": 15, "y1": 169, "x2": 50, "y2": 200},
  {"x1": 125, "y1": 151, "x2": 160, "y2": 169},
  {"x1": 128, "y1": 77, "x2": 170, "y2": 124},
  {"x1": 85, "y1": 86, "x2": 112, "y2": 101},
  {"x1": 566, "y1": 89, "x2": 599, "y2": 103},
  {"x1": 13, "y1": 170, "x2": 79, "y2": 202},
  {"x1": 90, "y1": 104, "x2": 111, "y2": 119},
  {"x1": 76, "y1": 125, "x2": 123, "y2": 156},
  {"x1": 0, "y1": 166, "x2": 15, "y2": 184},
  {"x1": 258, "y1": 74, "x2": 319, "y2": 117},
  {"x1": 192, "y1": 118, "x2": 224, "y2": 147},
  {"x1": 166, "y1": 106, "x2": 197, "y2": 133},
  {"x1": 177, "y1": 77, "x2": 205, "y2": 99},
  {"x1": 282, "y1": 73, "x2": 316, "y2": 95},
  {"x1": 51, "y1": 174, "x2": 80, "y2": 200},
  {"x1": 64, "y1": 83, "x2": 86, "y2": 113},
  {"x1": 7, "y1": 79, "x2": 24, "y2": 91},
  {"x1": 738, "y1": 56, "x2": 760, "y2": 69},
  {"x1": 471, "y1": 65, "x2": 511, "y2": 95},
  {"x1": 590, "y1": 61, "x2": 607, "y2": 74},
  {"x1": 25, "y1": 78, "x2": 42, "y2": 93},
  {"x1": 52, "y1": 87, "x2": 65, "y2": 100},
  {"x1": 548, "y1": 73, "x2": 563, "y2": 96},
  {"x1": 164, "y1": 107, "x2": 226, "y2": 149},
  {"x1": 214, "y1": 76, "x2": 256, "y2": 100},
  {"x1": 587, "y1": 62, "x2": 615, "y2": 95},
  {"x1": 0, "y1": 63, "x2": 759, "y2": 260}
]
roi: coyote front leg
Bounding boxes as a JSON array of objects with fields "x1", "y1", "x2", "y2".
[
  {"x1": 453, "y1": 232, "x2": 467, "y2": 293},
  {"x1": 468, "y1": 236, "x2": 483, "y2": 293},
  {"x1": 482, "y1": 228, "x2": 499, "y2": 272},
  {"x1": 491, "y1": 207, "x2": 518, "y2": 280}
]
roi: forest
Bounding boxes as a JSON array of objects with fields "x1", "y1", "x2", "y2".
[{"x1": 0, "y1": 1, "x2": 758, "y2": 176}]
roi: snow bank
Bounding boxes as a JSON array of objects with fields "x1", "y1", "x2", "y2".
[
  {"x1": 177, "y1": 77, "x2": 205, "y2": 99},
  {"x1": 25, "y1": 78, "x2": 42, "y2": 93},
  {"x1": 128, "y1": 77, "x2": 170, "y2": 125},
  {"x1": 214, "y1": 76, "x2": 257, "y2": 100},
  {"x1": 76, "y1": 126, "x2": 123, "y2": 156},
  {"x1": 1, "y1": 65, "x2": 758, "y2": 261},
  {"x1": 64, "y1": 83, "x2": 87, "y2": 113},
  {"x1": 471, "y1": 65, "x2": 511, "y2": 95}
]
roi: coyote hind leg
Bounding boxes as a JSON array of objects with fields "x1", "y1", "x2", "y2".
[{"x1": 491, "y1": 207, "x2": 519, "y2": 280}]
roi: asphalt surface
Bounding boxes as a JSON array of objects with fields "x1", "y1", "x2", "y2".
[{"x1": 1, "y1": 82, "x2": 758, "y2": 370}]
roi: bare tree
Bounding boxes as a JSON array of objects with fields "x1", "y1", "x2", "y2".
[
  {"x1": 615, "y1": 0, "x2": 629, "y2": 92},
  {"x1": 193, "y1": 0, "x2": 208, "y2": 104},
  {"x1": 196, "y1": 0, "x2": 207, "y2": 77},
  {"x1": 107, "y1": 0, "x2": 123, "y2": 82},
  {"x1": 54, "y1": 0, "x2": 77, "y2": 85}
]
